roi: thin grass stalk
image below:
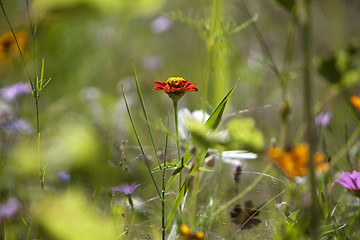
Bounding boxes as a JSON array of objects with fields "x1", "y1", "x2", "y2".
[
  {"x1": 302, "y1": 0, "x2": 319, "y2": 238},
  {"x1": 133, "y1": 64, "x2": 161, "y2": 168},
  {"x1": 121, "y1": 86, "x2": 161, "y2": 199},
  {"x1": 240, "y1": 0, "x2": 290, "y2": 147},
  {"x1": 202, "y1": 0, "x2": 218, "y2": 114},
  {"x1": 0, "y1": 1, "x2": 32, "y2": 83}
]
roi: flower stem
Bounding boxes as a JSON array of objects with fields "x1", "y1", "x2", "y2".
[
  {"x1": 35, "y1": 99, "x2": 44, "y2": 190},
  {"x1": 162, "y1": 119, "x2": 169, "y2": 240},
  {"x1": 302, "y1": 0, "x2": 319, "y2": 238},
  {"x1": 173, "y1": 100, "x2": 182, "y2": 192}
]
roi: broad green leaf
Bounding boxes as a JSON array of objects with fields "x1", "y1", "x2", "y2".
[
  {"x1": 165, "y1": 83, "x2": 237, "y2": 190},
  {"x1": 205, "y1": 83, "x2": 237, "y2": 130},
  {"x1": 165, "y1": 183, "x2": 186, "y2": 229}
]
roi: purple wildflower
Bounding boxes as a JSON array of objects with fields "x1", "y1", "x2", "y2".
[
  {"x1": 0, "y1": 82, "x2": 30, "y2": 102},
  {"x1": 315, "y1": 112, "x2": 331, "y2": 127},
  {"x1": 151, "y1": 16, "x2": 173, "y2": 33},
  {"x1": 142, "y1": 55, "x2": 164, "y2": 71},
  {"x1": 336, "y1": 170, "x2": 360, "y2": 198},
  {"x1": 1, "y1": 118, "x2": 32, "y2": 134},
  {"x1": 112, "y1": 182, "x2": 141, "y2": 195},
  {"x1": 0, "y1": 198, "x2": 20, "y2": 224},
  {"x1": 57, "y1": 171, "x2": 71, "y2": 182}
]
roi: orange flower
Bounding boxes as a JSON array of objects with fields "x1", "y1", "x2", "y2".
[
  {"x1": 350, "y1": 96, "x2": 360, "y2": 111},
  {"x1": 179, "y1": 224, "x2": 205, "y2": 240},
  {"x1": 153, "y1": 77, "x2": 198, "y2": 102},
  {"x1": 267, "y1": 143, "x2": 329, "y2": 179},
  {"x1": 0, "y1": 31, "x2": 28, "y2": 60}
]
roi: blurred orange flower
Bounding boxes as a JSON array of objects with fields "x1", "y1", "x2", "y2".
[
  {"x1": 350, "y1": 96, "x2": 360, "y2": 111},
  {"x1": 0, "y1": 31, "x2": 28, "y2": 60},
  {"x1": 153, "y1": 77, "x2": 198, "y2": 102},
  {"x1": 267, "y1": 143, "x2": 329, "y2": 179},
  {"x1": 179, "y1": 224, "x2": 205, "y2": 240}
]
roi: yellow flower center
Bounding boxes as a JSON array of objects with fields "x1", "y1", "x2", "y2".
[{"x1": 167, "y1": 77, "x2": 185, "y2": 85}]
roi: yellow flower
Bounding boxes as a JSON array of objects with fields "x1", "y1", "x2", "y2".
[
  {"x1": 179, "y1": 224, "x2": 205, "y2": 240},
  {"x1": 350, "y1": 96, "x2": 360, "y2": 111},
  {"x1": 267, "y1": 143, "x2": 329, "y2": 179}
]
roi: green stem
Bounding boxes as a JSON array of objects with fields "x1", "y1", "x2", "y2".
[
  {"x1": 127, "y1": 196, "x2": 136, "y2": 239},
  {"x1": 302, "y1": 0, "x2": 319, "y2": 238},
  {"x1": 35, "y1": 99, "x2": 44, "y2": 189},
  {"x1": 162, "y1": 119, "x2": 169, "y2": 240},
  {"x1": 173, "y1": 100, "x2": 182, "y2": 193}
]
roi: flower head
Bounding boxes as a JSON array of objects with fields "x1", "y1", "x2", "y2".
[
  {"x1": 151, "y1": 16, "x2": 173, "y2": 33},
  {"x1": 112, "y1": 182, "x2": 141, "y2": 195},
  {"x1": 315, "y1": 112, "x2": 331, "y2": 127},
  {"x1": 179, "y1": 224, "x2": 205, "y2": 240},
  {"x1": 153, "y1": 77, "x2": 198, "y2": 102},
  {"x1": 0, "y1": 31, "x2": 28, "y2": 60},
  {"x1": 0, "y1": 198, "x2": 21, "y2": 224},
  {"x1": 230, "y1": 200, "x2": 261, "y2": 230},
  {"x1": 1, "y1": 82, "x2": 31, "y2": 102},
  {"x1": 336, "y1": 170, "x2": 360, "y2": 198},
  {"x1": 350, "y1": 96, "x2": 360, "y2": 111},
  {"x1": 267, "y1": 143, "x2": 329, "y2": 179}
]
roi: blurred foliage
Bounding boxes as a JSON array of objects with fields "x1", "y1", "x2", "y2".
[
  {"x1": 0, "y1": 0, "x2": 359, "y2": 239},
  {"x1": 32, "y1": 189, "x2": 119, "y2": 239}
]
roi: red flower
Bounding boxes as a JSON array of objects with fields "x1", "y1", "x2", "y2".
[{"x1": 153, "y1": 77, "x2": 198, "y2": 102}]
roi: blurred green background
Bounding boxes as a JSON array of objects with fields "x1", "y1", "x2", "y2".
[{"x1": 0, "y1": 0, "x2": 360, "y2": 239}]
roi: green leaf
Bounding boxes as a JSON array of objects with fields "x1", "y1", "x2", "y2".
[
  {"x1": 133, "y1": 63, "x2": 161, "y2": 168},
  {"x1": 165, "y1": 183, "x2": 186, "y2": 229},
  {"x1": 226, "y1": 14, "x2": 258, "y2": 37},
  {"x1": 205, "y1": 82, "x2": 237, "y2": 130},
  {"x1": 165, "y1": 150, "x2": 192, "y2": 190},
  {"x1": 165, "y1": 83, "x2": 237, "y2": 190},
  {"x1": 275, "y1": 0, "x2": 295, "y2": 13},
  {"x1": 319, "y1": 224, "x2": 346, "y2": 239},
  {"x1": 152, "y1": 160, "x2": 178, "y2": 171},
  {"x1": 286, "y1": 209, "x2": 300, "y2": 225}
]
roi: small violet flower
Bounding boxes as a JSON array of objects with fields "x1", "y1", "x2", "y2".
[
  {"x1": 0, "y1": 82, "x2": 31, "y2": 102},
  {"x1": 336, "y1": 170, "x2": 360, "y2": 198},
  {"x1": 315, "y1": 112, "x2": 331, "y2": 127},
  {"x1": 112, "y1": 182, "x2": 141, "y2": 196},
  {"x1": 57, "y1": 171, "x2": 71, "y2": 183},
  {"x1": 0, "y1": 198, "x2": 21, "y2": 224},
  {"x1": 151, "y1": 16, "x2": 173, "y2": 33}
]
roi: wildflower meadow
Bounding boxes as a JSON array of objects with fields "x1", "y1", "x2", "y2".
[{"x1": 1, "y1": 0, "x2": 360, "y2": 239}]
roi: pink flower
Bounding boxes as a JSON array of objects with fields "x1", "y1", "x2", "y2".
[
  {"x1": 336, "y1": 170, "x2": 360, "y2": 198},
  {"x1": 112, "y1": 182, "x2": 141, "y2": 196}
]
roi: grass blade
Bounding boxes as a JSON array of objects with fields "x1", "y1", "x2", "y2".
[
  {"x1": 132, "y1": 64, "x2": 161, "y2": 168},
  {"x1": 165, "y1": 183, "x2": 186, "y2": 229},
  {"x1": 121, "y1": 85, "x2": 161, "y2": 198},
  {"x1": 205, "y1": 82, "x2": 237, "y2": 130}
]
